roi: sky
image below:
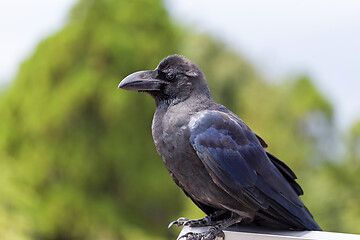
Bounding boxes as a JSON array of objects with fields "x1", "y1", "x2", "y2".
[
  {"x1": 0, "y1": 0, "x2": 75, "y2": 83},
  {"x1": 1, "y1": 0, "x2": 359, "y2": 129}
]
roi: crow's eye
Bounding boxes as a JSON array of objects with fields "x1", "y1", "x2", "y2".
[{"x1": 166, "y1": 72, "x2": 176, "y2": 80}]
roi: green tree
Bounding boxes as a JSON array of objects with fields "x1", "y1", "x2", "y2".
[
  {"x1": 0, "y1": 0, "x2": 181, "y2": 239},
  {"x1": 0, "y1": 0, "x2": 350, "y2": 239},
  {"x1": 311, "y1": 121, "x2": 360, "y2": 234}
]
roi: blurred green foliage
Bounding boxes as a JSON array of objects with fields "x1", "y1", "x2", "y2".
[{"x1": 0, "y1": 0, "x2": 359, "y2": 239}]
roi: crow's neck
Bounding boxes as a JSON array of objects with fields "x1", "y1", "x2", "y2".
[{"x1": 153, "y1": 93, "x2": 214, "y2": 124}]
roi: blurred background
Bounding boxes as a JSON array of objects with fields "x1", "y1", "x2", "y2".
[{"x1": 0, "y1": 0, "x2": 359, "y2": 239}]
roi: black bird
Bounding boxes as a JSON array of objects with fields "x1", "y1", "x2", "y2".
[{"x1": 118, "y1": 55, "x2": 321, "y2": 240}]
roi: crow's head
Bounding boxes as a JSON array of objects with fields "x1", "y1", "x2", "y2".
[{"x1": 118, "y1": 55, "x2": 211, "y2": 105}]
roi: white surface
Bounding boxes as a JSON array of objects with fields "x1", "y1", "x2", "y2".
[{"x1": 178, "y1": 226, "x2": 360, "y2": 240}]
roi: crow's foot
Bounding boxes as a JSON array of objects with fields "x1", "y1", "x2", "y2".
[
  {"x1": 169, "y1": 210, "x2": 227, "y2": 228},
  {"x1": 177, "y1": 214, "x2": 243, "y2": 240},
  {"x1": 178, "y1": 228, "x2": 225, "y2": 240}
]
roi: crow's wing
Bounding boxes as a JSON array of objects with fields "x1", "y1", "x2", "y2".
[{"x1": 188, "y1": 110, "x2": 320, "y2": 230}]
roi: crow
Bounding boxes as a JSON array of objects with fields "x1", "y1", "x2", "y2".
[{"x1": 118, "y1": 55, "x2": 321, "y2": 240}]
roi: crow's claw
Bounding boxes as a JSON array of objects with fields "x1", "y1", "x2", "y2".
[{"x1": 168, "y1": 217, "x2": 190, "y2": 228}]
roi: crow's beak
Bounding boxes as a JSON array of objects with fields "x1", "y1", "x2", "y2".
[{"x1": 118, "y1": 70, "x2": 164, "y2": 91}]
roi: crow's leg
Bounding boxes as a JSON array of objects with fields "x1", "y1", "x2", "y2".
[
  {"x1": 168, "y1": 210, "x2": 226, "y2": 228},
  {"x1": 179, "y1": 215, "x2": 242, "y2": 240},
  {"x1": 183, "y1": 210, "x2": 228, "y2": 227}
]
